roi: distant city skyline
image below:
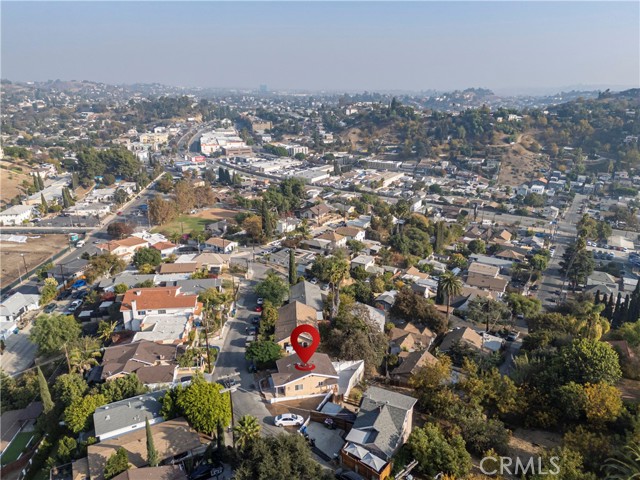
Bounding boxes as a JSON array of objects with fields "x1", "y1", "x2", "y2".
[{"x1": 2, "y1": 1, "x2": 639, "y2": 95}]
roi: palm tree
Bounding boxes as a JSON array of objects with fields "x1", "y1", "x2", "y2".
[
  {"x1": 169, "y1": 232, "x2": 181, "y2": 245},
  {"x1": 439, "y1": 271, "x2": 463, "y2": 322},
  {"x1": 98, "y1": 320, "x2": 117, "y2": 344},
  {"x1": 603, "y1": 442, "x2": 640, "y2": 479},
  {"x1": 234, "y1": 415, "x2": 261, "y2": 450},
  {"x1": 68, "y1": 337, "x2": 102, "y2": 374},
  {"x1": 193, "y1": 232, "x2": 206, "y2": 254}
]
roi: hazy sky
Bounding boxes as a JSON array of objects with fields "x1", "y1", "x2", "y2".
[{"x1": 2, "y1": 1, "x2": 639, "y2": 93}]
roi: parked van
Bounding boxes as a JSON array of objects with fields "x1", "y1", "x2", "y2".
[{"x1": 76, "y1": 240, "x2": 85, "y2": 248}]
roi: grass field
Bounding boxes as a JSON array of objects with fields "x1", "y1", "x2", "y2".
[
  {"x1": 1, "y1": 431, "x2": 35, "y2": 465},
  {"x1": 153, "y1": 215, "x2": 210, "y2": 235},
  {"x1": 153, "y1": 207, "x2": 240, "y2": 236}
]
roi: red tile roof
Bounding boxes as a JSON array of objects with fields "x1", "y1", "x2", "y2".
[{"x1": 120, "y1": 287, "x2": 198, "y2": 312}]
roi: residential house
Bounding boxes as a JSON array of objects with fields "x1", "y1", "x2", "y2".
[
  {"x1": 333, "y1": 360, "x2": 365, "y2": 399},
  {"x1": 267, "y1": 352, "x2": 339, "y2": 403},
  {"x1": 469, "y1": 254, "x2": 515, "y2": 273},
  {"x1": 276, "y1": 217, "x2": 301, "y2": 234},
  {"x1": 47, "y1": 258, "x2": 89, "y2": 284},
  {"x1": 301, "y1": 203, "x2": 333, "y2": 226},
  {"x1": 93, "y1": 390, "x2": 166, "y2": 441},
  {"x1": 82, "y1": 418, "x2": 201, "y2": 480},
  {"x1": 587, "y1": 271, "x2": 619, "y2": 291},
  {"x1": 151, "y1": 241, "x2": 178, "y2": 258},
  {"x1": 335, "y1": 226, "x2": 366, "y2": 242},
  {"x1": 157, "y1": 262, "x2": 200, "y2": 276},
  {"x1": 351, "y1": 255, "x2": 376, "y2": 271},
  {"x1": 0, "y1": 205, "x2": 33, "y2": 225},
  {"x1": 162, "y1": 278, "x2": 223, "y2": 295},
  {"x1": 0, "y1": 292, "x2": 39, "y2": 338},
  {"x1": 347, "y1": 215, "x2": 372, "y2": 229},
  {"x1": 66, "y1": 203, "x2": 112, "y2": 218},
  {"x1": 98, "y1": 274, "x2": 157, "y2": 291},
  {"x1": 289, "y1": 280, "x2": 324, "y2": 313},
  {"x1": 390, "y1": 350, "x2": 438, "y2": 387},
  {"x1": 388, "y1": 324, "x2": 435, "y2": 355},
  {"x1": 203, "y1": 237, "x2": 237, "y2": 254},
  {"x1": 111, "y1": 466, "x2": 187, "y2": 480},
  {"x1": 439, "y1": 327, "x2": 503, "y2": 355},
  {"x1": 275, "y1": 301, "x2": 319, "y2": 350},
  {"x1": 355, "y1": 302, "x2": 386, "y2": 332},
  {"x1": 374, "y1": 291, "x2": 397, "y2": 311},
  {"x1": 465, "y1": 262, "x2": 509, "y2": 294},
  {"x1": 343, "y1": 386, "x2": 417, "y2": 473},
  {"x1": 97, "y1": 237, "x2": 150, "y2": 261},
  {"x1": 99, "y1": 341, "x2": 186, "y2": 388},
  {"x1": 491, "y1": 229, "x2": 513, "y2": 245},
  {"x1": 315, "y1": 231, "x2": 347, "y2": 250},
  {"x1": 120, "y1": 287, "x2": 201, "y2": 343}
]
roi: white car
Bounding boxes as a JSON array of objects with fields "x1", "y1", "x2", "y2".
[
  {"x1": 274, "y1": 413, "x2": 305, "y2": 427},
  {"x1": 256, "y1": 298, "x2": 264, "y2": 306}
]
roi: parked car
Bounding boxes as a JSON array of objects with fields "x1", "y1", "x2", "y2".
[
  {"x1": 251, "y1": 315, "x2": 260, "y2": 325},
  {"x1": 256, "y1": 297, "x2": 264, "y2": 305},
  {"x1": 309, "y1": 278, "x2": 319, "y2": 285},
  {"x1": 44, "y1": 303, "x2": 57, "y2": 313},
  {"x1": 507, "y1": 331, "x2": 520, "y2": 341},
  {"x1": 274, "y1": 413, "x2": 305, "y2": 427},
  {"x1": 188, "y1": 462, "x2": 224, "y2": 480},
  {"x1": 255, "y1": 305, "x2": 263, "y2": 313}
]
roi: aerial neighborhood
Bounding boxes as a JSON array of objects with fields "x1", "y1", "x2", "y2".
[{"x1": 1, "y1": 72, "x2": 640, "y2": 480}]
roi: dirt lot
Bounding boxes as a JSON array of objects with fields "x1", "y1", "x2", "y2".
[
  {"x1": 193, "y1": 207, "x2": 241, "y2": 222},
  {"x1": 0, "y1": 159, "x2": 34, "y2": 207},
  {"x1": 497, "y1": 134, "x2": 550, "y2": 187},
  {"x1": 508, "y1": 428, "x2": 562, "y2": 461},
  {"x1": 0, "y1": 234, "x2": 68, "y2": 286}
]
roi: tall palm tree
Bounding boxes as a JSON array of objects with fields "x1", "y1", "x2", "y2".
[
  {"x1": 234, "y1": 415, "x2": 261, "y2": 450},
  {"x1": 439, "y1": 271, "x2": 463, "y2": 322}
]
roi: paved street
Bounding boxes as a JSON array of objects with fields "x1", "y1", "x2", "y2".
[{"x1": 212, "y1": 280, "x2": 283, "y2": 438}]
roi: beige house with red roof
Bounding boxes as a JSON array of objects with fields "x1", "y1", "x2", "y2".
[
  {"x1": 97, "y1": 236, "x2": 149, "y2": 261},
  {"x1": 204, "y1": 237, "x2": 237, "y2": 253}
]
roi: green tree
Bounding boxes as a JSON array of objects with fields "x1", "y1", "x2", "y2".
[
  {"x1": 104, "y1": 447, "x2": 129, "y2": 479},
  {"x1": 234, "y1": 434, "x2": 331, "y2": 480},
  {"x1": 530, "y1": 253, "x2": 550, "y2": 271},
  {"x1": 65, "y1": 394, "x2": 107, "y2": 433},
  {"x1": 100, "y1": 374, "x2": 147, "y2": 403},
  {"x1": 97, "y1": 320, "x2": 117, "y2": 343},
  {"x1": 56, "y1": 436, "x2": 77, "y2": 463},
  {"x1": 176, "y1": 375, "x2": 232, "y2": 436},
  {"x1": 288, "y1": 248, "x2": 297, "y2": 285},
  {"x1": 391, "y1": 288, "x2": 448, "y2": 334},
  {"x1": 468, "y1": 239, "x2": 486, "y2": 254},
  {"x1": 234, "y1": 415, "x2": 261, "y2": 450},
  {"x1": 132, "y1": 247, "x2": 162, "y2": 268},
  {"x1": 505, "y1": 292, "x2": 541, "y2": 318},
  {"x1": 438, "y1": 272, "x2": 463, "y2": 322},
  {"x1": 311, "y1": 252, "x2": 350, "y2": 319},
  {"x1": 40, "y1": 193, "x2": 48, "y2": 213},
  {"x1": 113, "y1": 189, "x2": 129, "y2": 205},
  {"x1": 259, "y1": 301, "x2": 278, "y2": 339},
  {"x1": 466, "y1": 297, "x2": 511, "y2": 332},
  {"x1": 53, "y1": 373, "x2": 88, "y2": 408},
  {"x1": 406, "y1": 423, "x2": 472, "y2": 478},
  {"x1": 31, "y1": 313, "x2": 81, "y2": 356},
  {"x1": 40, "y1": 277, "x2": 59, "y2": 305},
  {"x1": 145, "y1": 418, "x2": 159, "y2": 467},
  {"x1": 255, "y1": 270, "x2": 289, "y2": 307},
  {"x1": 37, "y1": 366, "x2": 54, "y2": 414},
  {"x1": 246, "y1": 340, "x2": 282, "y2": 369},
  {"x1": 558, "y1": 338, "x2": 622, "y2": 385}
]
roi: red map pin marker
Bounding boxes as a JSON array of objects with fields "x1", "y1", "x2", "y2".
[{"x1": 290, "y1": 324, "x2": 320, "y2": 371}]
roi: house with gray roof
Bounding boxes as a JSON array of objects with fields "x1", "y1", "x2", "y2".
[
  {"x1": 344, "y1": 386, "x2": 417, "y2": 461},
  {"x1": 289, "y1": 280, "x2": 324, "y2": 313},
  {"x1": 93, "y1": 390, "x2": 165, "y2": 441},
  {"x1": 0, "y1": 292, "x2": 40, "y2": 340},
  {"x1": 98, "y1": 274, "x2": 157, "y2": 291}
]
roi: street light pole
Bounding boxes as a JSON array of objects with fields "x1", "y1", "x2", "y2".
[{"x1": 21, "y1": 254, "x2": 28, "y2": 281}]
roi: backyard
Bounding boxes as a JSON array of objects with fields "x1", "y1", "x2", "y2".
[{"x1": 153, "y1": 207, "x2": 240, "y2": 236}]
